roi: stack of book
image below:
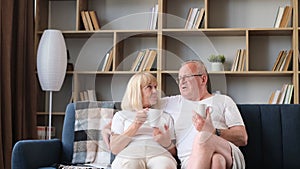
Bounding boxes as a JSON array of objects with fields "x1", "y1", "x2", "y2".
[
  {"x1": 79, "y1": 90, "x2": 97, "y2": 101},
  {"x1": 81, "y1": 10, "x2": 100, "y2": 31},
  {"x1": 231, "y1": 49, "x2": 246, "y2": 71},
  {"x1": 274, "y1": 6, "x2": 293, "y2": 28},
  {"x1": 268, "y1": 83, "x2": 294, "y2": 104},
  {"x1": 37, "y1": 126, "x2": 55, "y2": 139},
  {"x1": 101, "y1": 49, "x2": 113, "y2": 71},
  {"x1": 272, "y1": 49, "x2": 293, "y2": 71},
  {"x1": 131, "y1": 49, "x2": 157, "y2": 71},
  {"x1": 148, "y1": 4, "x2": 159, "y2": 30},
  {"x1": 184, "y1": 7, "x2": 205, "y2": 29}
]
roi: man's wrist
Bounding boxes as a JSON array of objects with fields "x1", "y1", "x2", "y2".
[
  {"x1": 163, "y1": 142, "x2": 174, "y2": 150},
  {"x1": 215, "y1": 128, "x2": 221, "y2": 136}
]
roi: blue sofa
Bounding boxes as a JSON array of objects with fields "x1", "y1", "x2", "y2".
[{"x1": 12, "y1": 103, "x2": 300, "y2": 169}]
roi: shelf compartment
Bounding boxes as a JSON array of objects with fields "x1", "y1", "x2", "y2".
[
  {"x1": 249, "y1": 34, "x2": 293, "y2": 71},
  {"x1": 73, "y1": 74, "x2": 136, "y2": 101},
  {"x1": 114, "y1": 34, "x2": 158, "y2": 71},
  {"x1": 210, "y1": 75, "x2": 293, "y2": 104},
  {"x1": 36, "y1": 0, "x2": 77, "y2": 31},
  {"x1": 163, "y1": 0, "x2": 205, "y2": 29},
  {"x1": 81, "y1": 0, "x2": 158, "y2": 30},
  {"x1": 207, "y1": 0, "x2": 293, "y2": 29},
  {"x1": 162, "y1": 34, "x2": 246, "y2": 71}
]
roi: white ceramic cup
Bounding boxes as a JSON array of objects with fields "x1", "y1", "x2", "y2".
[
  {"x1": 196, "y1": 104, "x2": 207, "y2": 118},
  {"x1": 147, "y1": 109, "x2": 162, "y2": 127}
]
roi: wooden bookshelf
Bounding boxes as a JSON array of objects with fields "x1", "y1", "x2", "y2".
[{"x1": 35, "y1": 0, "x2": 299, "y2": 138}]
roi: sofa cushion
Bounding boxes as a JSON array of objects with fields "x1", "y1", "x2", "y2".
[
  {"x1": 60, "y1": 101, "x2": 120, "y2": 166},
  {"x1": 72, "y1": 101, "x2": 114, "y2": 165}
]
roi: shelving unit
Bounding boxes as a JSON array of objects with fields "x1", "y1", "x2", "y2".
[{"x1": 35, "y1": 0, "x2": 299, "y2": 139}]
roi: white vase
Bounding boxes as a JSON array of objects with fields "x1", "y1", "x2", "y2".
[{"x1": 211, "y1": 62, "x2": 224, "y2": 71}]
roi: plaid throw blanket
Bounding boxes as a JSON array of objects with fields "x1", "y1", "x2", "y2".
[{"x1": 72, "y1": 101, "x2": 115, "y2": 168}]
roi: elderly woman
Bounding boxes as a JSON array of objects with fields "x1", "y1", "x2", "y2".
[{"x1": 110, "y1": 72, "x2": 177, "y2": 169}]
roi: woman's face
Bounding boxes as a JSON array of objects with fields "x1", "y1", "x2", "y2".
[{"x1": 141, "y1": 82, "x2": 158, "y2": 108}]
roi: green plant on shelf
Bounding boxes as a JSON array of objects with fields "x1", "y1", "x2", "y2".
[{"x1": 208, "y1": 54, "x2": 226, "y2": 64}]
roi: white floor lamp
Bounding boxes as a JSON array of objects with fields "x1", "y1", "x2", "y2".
[{"x1": 37, "y1": 29, "x2": 67, "y2": 140}]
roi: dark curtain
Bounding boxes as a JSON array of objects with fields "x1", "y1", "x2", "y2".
[{"x1": 0, "y1": 0, "x2": 36, "y2": 168}]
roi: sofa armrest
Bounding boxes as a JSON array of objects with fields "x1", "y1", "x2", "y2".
[{"x1": 12, "y1": 139, "x2": 62, "y2": 169}]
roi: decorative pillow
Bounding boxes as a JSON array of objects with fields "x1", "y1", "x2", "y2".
[{"x1": 72, "y1": 101, "x2": 115, "y2": 167}]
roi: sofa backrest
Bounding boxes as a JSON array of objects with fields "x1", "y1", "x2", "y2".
[
  {"x1": 238, "y1": 104, "x2": 300, "y2": 169},
  {"x1": 60, "y1": 103, "x2": 300, "y2": 169},
  {"x1": 61, "y1": 103, "x2": 75, "y2": 163}
]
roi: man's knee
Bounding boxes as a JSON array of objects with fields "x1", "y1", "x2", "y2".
[{"x1": 211, "y1": 153, "x2": 226, "y2": 169}]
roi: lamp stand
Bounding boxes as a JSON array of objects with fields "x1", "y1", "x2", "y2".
[{"x1": 48, "y1": 91, "x2": 53, "y2": 140}]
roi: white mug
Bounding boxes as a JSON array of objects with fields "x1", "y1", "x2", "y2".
[
  {"x1": 147, "y1": 109, "x2": 162, "y2": 127},
  {"x1": 195, "y1": 104, "x2": 207, "y2": 118}
]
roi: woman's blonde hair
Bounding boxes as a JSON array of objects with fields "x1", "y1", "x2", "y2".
[{"x1": 121, "y1": 72, "x2": 158, "y2": 111}]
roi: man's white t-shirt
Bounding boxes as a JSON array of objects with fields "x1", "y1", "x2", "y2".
[{"x1": 161, "y1": 94, "x2": 245, "y2": 162}]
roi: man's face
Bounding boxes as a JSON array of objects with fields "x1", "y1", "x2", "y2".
[{"x1": 178, "y1": 63, "x2": 204, "y2": 101}]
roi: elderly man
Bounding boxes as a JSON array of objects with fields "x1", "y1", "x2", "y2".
[{"x1": 161, "y1": 60, "x2": 248, "y2": 169}]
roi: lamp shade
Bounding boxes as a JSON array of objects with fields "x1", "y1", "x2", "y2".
[{"x1": 37, "y1": 29, "x2": 67, "y2": 91}]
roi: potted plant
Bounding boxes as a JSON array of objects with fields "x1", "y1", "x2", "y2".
[{"x1": 208, "y1": 54, "x2": 226, "y2": 71}]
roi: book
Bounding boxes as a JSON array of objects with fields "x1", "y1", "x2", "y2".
[
  {"x1": 284, "y1": 84, "x2": 294, "y2": 104},
  {"x1": 268, "y1": 91, "x2": 275, "y2": 104},
  {"x1": 79, "y1": 91, "x2": 85, "y2": 101},
  {"x1": 138, "y1": 49, "x2": 150, "y2": 71},
  {"x1": 272, "y1": 50, "x2": 284, "y2": 71},
  {"x1": 274, "y1": 6, "x2": 285, "y2": 28},
  {"x1": 83, "y1": 91, "x2": 89, "y2": 100},
  {"x1": 37, "y1": 126, "x2": 55, "y2": 139},
  {"x1": 152, "y1": 4, "x2": 159, "y2": 30},
  {"x1": 104, "y1": 49, "x2": 113, "y2": 71},
  {"x1": 185, "y1": 8, "x2": 199, "y2": 29},
  {"x1": 148, "y1": 4, "x2": 158, "y2": 30},
  {"x1": 271, "y1": 90, "x2": 281, "y2": 104},
  {"x1": 231, "y1": 49, "x2": 241, "y2": 71},
  {"x1": 89, "y1": 11, "x2": 100, "y2": 30},
  {"x1": 277, "y1": 84, "x2": 288, "y2": 104},
  {"x1": 46, "y1": 126, "x2": 56, "y2": 138},
  {"x1": 148, "y1": 6, "x2": 155, "y2": 29},
  {"x1": 277, "y1": 50, "x2": 287, "y2": 71},
  {"x1": 81, "y1": 11, "x2": 89, "y2": 31},
  {"x1": 192, "y1": 9, "x2": 200, "y2": 28},
  {"x1": 85, "y1": 11, "x2": 94, "y2": 31},
  {"x1": 193, "y1": 8, "x2": 205, "y2": 29},
  {"x1": 37, "y1": 126, "x2": 47, "y2": 139},
  {"x1": 237, "y1": 49, "x2": 245, "y2": 71},
  {"x1": 184, "y1": 8, "x2": 193, "y2": 29},
  {"x1": 101, "y1": 51, "x2": 110, "y2": 71},
  {"x1": 87, "y1": 90, "x2": 97, "y2": 101},
  {"x1": 239, "y1": 49, "x2": 246, "y2": 71},
  {"x1": 281, "y1": 49, "x2": 293, "y2": 71},
  {"x1": 131, "y1": 50, "x2": 146, "y2": 71},
  {"x1": 143, "y1": 50, "x2": 157, "y2": 71},
  {"x1": 279, "y1": 6, "x2": 293, "y2": 28}
]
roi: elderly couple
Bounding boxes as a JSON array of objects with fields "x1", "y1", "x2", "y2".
[{"x1": 103, "y1": 60, "x2": 248, "y2": 169}]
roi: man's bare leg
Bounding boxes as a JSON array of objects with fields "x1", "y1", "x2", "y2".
[{"x1": 186, "y1": 131, "x2": 232, "y2": 169}]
